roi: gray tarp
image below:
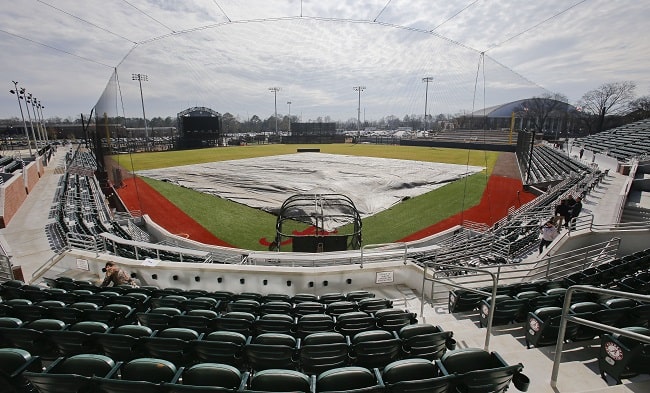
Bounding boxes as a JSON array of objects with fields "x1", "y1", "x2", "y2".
[{"x1": 138, "y1": 153, "x2": 483, "y2": 220}]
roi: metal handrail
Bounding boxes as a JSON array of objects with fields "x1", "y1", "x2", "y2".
[
  {"x1": 420, "y1": 261, "x2": 498, "y2": 351},
  {"x1": 550, "y1": 285, "x2": 650, "y2": 388},
  {"x1": 30, "y1": 249, "x2": 68, "y2": 284}
]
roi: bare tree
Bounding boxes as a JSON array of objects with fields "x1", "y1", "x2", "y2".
[
  {"x1": 628, "y1": 95, "x2": 650, "y2": 121},
  {"x1": 578, "y1": 81, "x2": 636, "y2": 133},
  {"x1": 516, "y1": 93, "x2": 568, "y2": 133}
]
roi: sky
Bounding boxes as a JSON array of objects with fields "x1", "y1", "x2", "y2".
[{"x1": 1, "y1": 0, "x2": 649, "y2": 123}]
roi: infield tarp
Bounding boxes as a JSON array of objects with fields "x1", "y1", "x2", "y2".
[{"x1": 138, "y1": 153, "x2": 484, "y2": 220}]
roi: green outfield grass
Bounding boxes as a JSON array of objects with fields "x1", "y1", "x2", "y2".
[{"x1": 115, "y1": 144, "x2": 499, "y2": 250}]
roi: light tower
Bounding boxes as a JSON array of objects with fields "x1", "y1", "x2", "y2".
[
  {"x1": 269, "y1": 87, "x2": 281, "y2": 138},
  {"x1": 9, "y1": 81, "x2": 32, "y2": 155},
  {"x1": 287, "y1": 101, "x2": 292, "y2": 134},
  {"x1": 422, "y1": 76, "x2": 434, "y2": 133},
  {"x1": 353, "y1": 86, "x2": 366, "y2": 139},
  {"x1": 23, "y1": 92, "x2": 39, "y2": 150},
  {"x1": 132, "y1": 73, "x2": 149, "y2": 150}
]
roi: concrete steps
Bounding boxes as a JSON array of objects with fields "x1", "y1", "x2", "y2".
[{"x1": 418, "y1": 295, "x2": 650, "y2": 392}]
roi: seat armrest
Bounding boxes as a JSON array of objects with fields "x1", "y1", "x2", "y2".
[{"x1": 170, "y1": 367, "x2": 184, "y2": 384}]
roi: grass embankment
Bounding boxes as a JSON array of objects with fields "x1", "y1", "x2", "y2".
[{"x1": 115, "y1": 144, "x2": 498, "y2": 250}]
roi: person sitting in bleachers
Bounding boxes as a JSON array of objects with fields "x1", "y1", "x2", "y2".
[{"x1": 100, "y1": 261, "x2": 139, "y2": 288}]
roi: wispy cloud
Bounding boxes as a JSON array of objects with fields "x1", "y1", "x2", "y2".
[{"x1": 1, "y1": 0, "x2": 648, "y2": 122}]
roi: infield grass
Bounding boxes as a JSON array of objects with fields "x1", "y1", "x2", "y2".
[{"x1": 114, "y1": 144, "x2": 498, "y2": 250}]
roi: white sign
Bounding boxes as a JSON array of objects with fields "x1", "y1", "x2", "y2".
[
  {"x1": 376, "y1": 271, "x2": 394, "y2": 284},
  {"x1": 141, "y1": 258, "x2": 159, "y2": 266},
  {"x1": 75, "y1": 258, "x2": 89, "y2": 271}
]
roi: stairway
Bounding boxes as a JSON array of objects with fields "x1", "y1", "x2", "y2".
[{"x1": 417, "y1": 302, "x2": 650, "y2": 392}]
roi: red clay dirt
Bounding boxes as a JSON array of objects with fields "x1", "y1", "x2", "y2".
[
  {"x1": 117, "y1": 176, "x2": 234, "y2": 247},
  {"x1": 398, "y1": 175, "x2": 536, "y2": 242},
  {"x1": 115, "y1": 152, "x2": 536, "y2": 247}
]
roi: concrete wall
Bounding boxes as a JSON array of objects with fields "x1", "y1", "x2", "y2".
[
  {"x1": 25, "y1": 161, "x2": 40, "y2": 193},
  {"x1": 53, "y1": 250, "x2": 425, "y2": 298},
  {"x1": 0, "y1": 172, "x2": 28, "y2": 228}
]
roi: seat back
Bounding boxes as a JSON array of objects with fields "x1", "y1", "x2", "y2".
[
  {"x1": 316, "y1": 366, "x2": 381, "y2": 393},
  {"x1": 382, "y1": 358, "x2": 456, "y2": 393},
  {"x1": 190, "y1": 331, "x2": 246, "y2": 367},
  {"x1": 246, "y1": 334, "x2": 297, "y2": 371},
  {"x1": 458, "y1": 364, "x2": 525, "y2": 393},
  {"x1": 351, "y1": 329, "x2": 401, "y2": 368},
  {"x1": 375, "y1": 309, "x2": 416, "y2": 332},
  {"x1": 122, "y1": 357, "x2": 177, "y2": 382},
  {"x1": 299, "y1": 332, "x2": 349, "y2": 374},
  {"x1": 398, "y1": 323, "x2": 454, "y2": 360},
  {"x1": 0, "y1": 348, "x2": 42, "y2": 393},
  {"x1": 249, "y1": 369, "x2": 311, "y2": 392},
  {"x1": 335, "y1": 311, "x2": 375, "y2": 337},
  {"x1": 181, "y1": 363, "x2": 242, "y2": 388}
]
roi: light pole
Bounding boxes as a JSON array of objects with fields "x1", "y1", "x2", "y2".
[
  {"x1": 353, "y1": 86, "x2": 365, "y2": 139},
  {"x1": 37, "y1": 100, "x2": 49, "y2": 145},
  {"x1": 23, "y1": 92, "x2": 39, "y2": 151},
  {"x1": 132, "y1": 73, "x2": 149, "y2": 150},
  {"x1": 27, "y1": 94, "x2": 44, "y2": 148},
  {"x1": 269, "y1": 87, "x2": 281, "y2": 139},
  {"x1": 422, "y1": 76, "x2": 434, "y2": 133},
  {"x1": 287, "y1": 101, "x2": 292, "y2": 135},
  {"x1": 9, "y1": 81, "x2": 32, "y2": 155}
]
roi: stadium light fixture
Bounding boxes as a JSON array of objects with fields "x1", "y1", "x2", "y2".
[
  {"x1": 27, "y1": 94, "x2": 45, "y2": 148},
  {"x1": 132, "y1": 73, "x2": 150, "y2": 150},
  {"x1": 287, "y1": 101, "x2": 292, "y2": 134},
  {"x1": 37, "y1": 100, "x2": 49, "y2": 144},
  {"x1": 23, "y1": 92, "x2": 39, "y2": 151},
  {"x1": 269, "y1": 87, "x2": 281, "y2": 138},
  {"x1": 422, "y1": 76, "x2": 434, "y2": 132},
  {"x1": 9, "y1": 81, "x2": 33, "y2": 155},
  {"x1": 353, "y1": 86, "x2": 366, "y2": 139}
]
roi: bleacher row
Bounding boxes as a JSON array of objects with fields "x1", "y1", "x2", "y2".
[
  {"x1": 448, "y1": 248, "x2": 650, "y2": 384},
  {"x1": 0, "y1": 155, "x2": 23, "y2": 175},
  {"x1": 417, "y1": 167, "x2": 604, "y2": 273},
  {"x1": 576, "y1": 118, "x2": 650, "y2": 162},
  {"x1": 429, "y1": 129, "x2": 515, "y2": 145},
  {"x1": 525, "y1": 145, "x2": 591, "y2": 184},
  {"x1": 0, "y1": 283, "x2": 530, "y2": 393},
  {"x1": 53, "y1": 150, "x2": 208, "y2": 263}
]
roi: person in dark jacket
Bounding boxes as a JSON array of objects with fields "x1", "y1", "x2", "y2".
[
  {"x1": 553, "y1": 199, "x2": 569, "y2": 229},
  {"x1": 570, "y1": 197, "x2": 583, "y2": 229}
]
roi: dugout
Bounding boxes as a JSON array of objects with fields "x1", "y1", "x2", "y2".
[{"x1": 274, "y1": 194, "x2": 362, "y2": 252}]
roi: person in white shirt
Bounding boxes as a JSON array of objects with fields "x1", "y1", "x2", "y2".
[{"x1": 539, "y1": 220, "x2": 559, "y2": 254}]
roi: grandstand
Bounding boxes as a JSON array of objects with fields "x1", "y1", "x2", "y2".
[
  {"x1": 0, "y1": 130, "x2": 649, "y2": 391},
  {"x1": 574, "y1": 119, "x2": 650, "y2": 162}
]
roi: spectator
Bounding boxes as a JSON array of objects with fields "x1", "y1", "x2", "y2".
[
  {"x1": 563, "y1": 196, "x2": 576, "y2": 228},
  {"x1": 579, "y1": 148, "x2": 584, "y2": 159},
  {"x1": 570, "y1": 197, "x2": 583, "y2": 229},
  {"x1": 100, "y1": 261, "x2": 138, "y2": 288},
  {"x1": 553, "y1": 199, "x2": 569, "y2": 229},
  {"x1": 539, "y1": 220, "x2": 559, "y2": 254}
]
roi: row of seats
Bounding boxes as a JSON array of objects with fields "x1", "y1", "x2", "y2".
[
  {"x1": 450, "y1": 248, "x2": 650, "y2": 317},
  {"x1": 448, "y1": 279, "x2": 566, "y2": 313},
  {"x1": 525, "y1": 298, "x2": 650, "y2": 348},
  {"x1": 0, "y1": 317, "x2": 453, "y2": 372},
  {"x1": 1, "y1": 347, "x2": 529, "y2": 393},
  {"x1": 7, "y1": 278, "x2": 386, "y2": 307},
  {"x1": 565, "y1": 250, "x2": 650, "y2": 289}
]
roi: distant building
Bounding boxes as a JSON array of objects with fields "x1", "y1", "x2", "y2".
[
  {"x1": 458, "y1": 98, "x2": 580, "y2": 136},
  {"x1": 177, "y1": 107, "x2": 222, "y2": 148},
  {"x1": 284, "y1": 122, "x2": 344, "y2": 144}
]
